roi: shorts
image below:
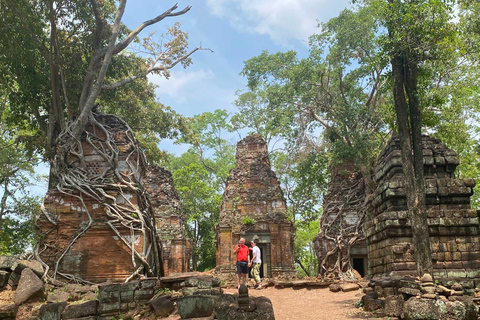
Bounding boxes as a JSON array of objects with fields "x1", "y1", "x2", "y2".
[{"x1": 236, "y1": 261, "x2": 248, "y2": 274}]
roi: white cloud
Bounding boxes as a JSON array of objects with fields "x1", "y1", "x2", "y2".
[
  {"x1": 149, "y1": 69, "x2": 215, "y2": 103},
  {"x1": 206, "y1": 0, "x2": 351, "y2": 45}
]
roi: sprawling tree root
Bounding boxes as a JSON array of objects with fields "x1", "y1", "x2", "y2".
[
  {"x1": 315, "y1": 171, "x2": 369, "y2": 281},
  {"x1": 35, "y1": 111, "x2": 162, "y2": 283}
]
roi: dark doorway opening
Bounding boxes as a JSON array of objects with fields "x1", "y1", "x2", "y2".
[{"x1": 352, "y1": 258, "x2": 365, "y2": 277}]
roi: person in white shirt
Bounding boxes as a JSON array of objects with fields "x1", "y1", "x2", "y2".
[{"x1": 248, "y1": 239, "x2": 262, "y2": 289}]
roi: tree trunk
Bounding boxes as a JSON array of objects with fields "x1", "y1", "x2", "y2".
[{"x1": 391, "y1": 51, "x2": 433, "y2": 277}]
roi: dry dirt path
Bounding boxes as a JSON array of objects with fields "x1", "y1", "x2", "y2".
[{"x1": 223, "y1": 287, "x2": 387, "y2": 320}]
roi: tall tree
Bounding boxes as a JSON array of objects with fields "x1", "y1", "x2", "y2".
[{"x1": 364, "y1": 0, "x2": 461, "y2": 276}]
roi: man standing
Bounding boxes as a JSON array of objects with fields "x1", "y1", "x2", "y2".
[
  {"x1": 233, "y1": 238, "x2": 250, "y2": 288},
  {"x1": 248, "y1": 239, "x2": 262, "y2": 289}
]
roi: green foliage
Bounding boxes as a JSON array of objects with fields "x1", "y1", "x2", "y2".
[
  {"x1": 241, "y1": 217, "x2": 256, "y2": 225},
  {"x1": 294, "y1": 219, "x2": 320, "y2": 277}
]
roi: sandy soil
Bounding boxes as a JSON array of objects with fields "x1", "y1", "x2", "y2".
[{"x1": 223, "y1": 287, "x2": 387, "y2": 320}]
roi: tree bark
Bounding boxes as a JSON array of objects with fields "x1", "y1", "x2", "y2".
[{"x1": 391, "y1": 50, "x2": 433, "y2": 277}]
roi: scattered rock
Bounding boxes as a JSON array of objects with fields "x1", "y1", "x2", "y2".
[
  {"x1": 329, "y1": 283, "x2": 341, "y2": 292},
  {"x1": 14, "y1": 268, "x2": 45, "y2": 305},
  {"x1": 62, "y1": 300, "x2": 98, "y2": 319},
  {"x1": 177, "y1": 295, "x2": 214, "y2": 319},
  {"x1": 403, "y1": 297, "x2": 447, "y2": 320},
  {"x1": 385, "y1": 295, "x2": 404, "y2": 317},
  {"x1": 399, "y1": 287, "x2": 421, "y2": 297},
  {"x1": 422, "y1": 293, "x2": 437, "y2": 299},
  {"x1": 340, "y1": 283, "x2": 359, "y2": 292},
  {"x1": 47, "y1": 290, "x2": 70, "y2": 303},
  {"x1": 0, "y1": 270, "x2": 11, "y2": 288},
  {"x1": 11, "y1": 259, "x2": 44, "y2": 278},
  {"x1": 0, "y1": 303, "x2": 17, "y2": 319},
  {"x1": 420, "y1": 274, "x2": 433, "y2": 283},
  {"x1": 451, "y1": 282, "x2": 463, "y2": 291},
  {"x1": 0, "y1": 256, "x2": 17, "y2": 271},
  {"x1": 362, "y1": 294, "x2": 383, "y2": 312},
  {"x1": 274, "y1": 281, "x2": 293, "y2": 288},
  {"x1": 150, "y1": 296, "x2": 175, "y2": 318},
  {"x1": 37, "y1": 302, "x2": 67, "y2": 320}
]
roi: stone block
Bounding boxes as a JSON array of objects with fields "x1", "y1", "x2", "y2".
[
  {"x1": 177, "y1": 295, "x2": 214, "y2": 319},
  {"x1": 97, "y1": 301, "x2": 121, "y2": 315},
  {"x1": 38, "y1": 302, "x2": 67, "y2": 320},
  {"x1": 62, "y1": 300, "x2": 98, "y2": 319},
  {"x1": 0, "y1": 270, "x2": 10, "y2": 288},
  {"x1": 0, "y1": 303, "x2": 16, "y2": 320},
  {"x1": 340, "y1": 283, "x2": 359, "y2": 292},
  {"x1": 0, "y1": 256, "x2": 17, "y2": 271},
  {"x1": 14, "y1": 268, "x2": 45, "y2": 305},
  {"x1": 7, "y1": 271, "x2": 20, "y2": 287},
  {"x1": 140, "y1": 278, "x2": 157, "y2": 289},
  {"x1": 11, "y1": 259, "x2": 44, "y2": 278},
  {"x1": 385, "y1": 295, "x2": 404, "y2": 317},
  {"x1": 134, "y1": 288, "x2": 154, "y2": 301},
  {"x1": 150, "y1": 296, "x2": 175, "y2": 317}
]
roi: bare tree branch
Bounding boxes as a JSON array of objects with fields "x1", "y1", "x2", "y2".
[
  {"x1": 93, "y1": 3, "x2": 191, "y2": 61},
  {"x1": 73, "y1": 0, "x2": 127, "y2": 138},
  {"x1": 102, "y1": 47, "x2": 212, "y2": 90}
]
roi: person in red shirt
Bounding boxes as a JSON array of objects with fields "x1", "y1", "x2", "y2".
[{"x1": 233, "y1": 237, "x2": 250, "y2": 288}]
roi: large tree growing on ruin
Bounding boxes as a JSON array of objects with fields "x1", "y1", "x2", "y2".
[
  {"x1": 0, "y1": 0, "x2": 207, "y2": 281},
  {"x1": 365, "y1": 0, "x2": 463, "y2": 276},
  {"x1": 0, "y1": 0, "x2": 203, "y2": 164}
]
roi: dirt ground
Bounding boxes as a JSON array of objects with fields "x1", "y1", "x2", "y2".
[
  {"x1": 223, "y1": 287, "x2": 387, "y2": 320},
  {"x1": 164, "y1": 285, "x2": 388, "y2": 320}
]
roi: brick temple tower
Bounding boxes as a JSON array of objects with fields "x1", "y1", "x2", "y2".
[
  {"x1": 215, "y1": 135, "x2": 295, "y2": 278},
  {"x1": 365, "y1": 135, "x2": 480, "y2": 280},
  {"x1": 144, "y1": 165, "x2": 191, "y2": 275}
]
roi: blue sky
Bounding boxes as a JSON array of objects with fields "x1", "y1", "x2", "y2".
[
  {"x1": 31, "y1": 0, "x2": 353, "y2": 195},
  {"x1": 121, "y1": 0, "x2": 351, "y2": 118}
]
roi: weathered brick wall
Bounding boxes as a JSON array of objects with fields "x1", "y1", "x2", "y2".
[
  {"x1": 365, "y1": 135, "x2": 480, "y2": 280},
  {"x1": 313, "y1": 160, "x2": 368, "y2": 277},
  {"x1": 216, "y1": 135, "x2": 295, "y2": 277},
  {"x1": 144, "y1": 165, "x2": 191, "y2": 275},
  {"x1": 36, "y1": 114, "x2": 157, "y2": 283}
]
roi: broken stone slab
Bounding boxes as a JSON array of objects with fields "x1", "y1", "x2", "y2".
[
  {"x1": 290, "y1": 280, "x2": 308, "y2": 288},
  {"x1": 403, "y1": 297, "x2": 447, "y2": 320},
  {"x1": 329, "y1": 283, "x2": 342, "y2": 292},
  {"x1": 274, "y1": 281, "x2": 293, "y2": 288},
  {"x1": 0, "y1": 303, "x2": 17, "y2": 320},
  {"x1": 14, "y1": 268, "x2": 45, "y2": 305},
  {"x1": 150, "y1": 296, "x2": 175, "y2": 318},
  {"x1": 177, "y1": 295, "x2": 214, "y2": 319},
  {"x1": 160, "y1": 272, "x2": 202, "y2": 283},
  {"x1": 62, "y1": 300, "x2": 99, "y2": 319},
  {"x1": 37, "y1": 302, "x2": 67, "y2": 320},
  {"x1": 0, "y1": 270, "x2": 10, "y2": 288},
  {"x1": 340, "y1": 283, "x2": 359, "y2": 292},
  {"x1": 0, "y1": 256, "x2": 18, "y2": 271},
  {"x1": 11, "y1": 259, "x2": 44, "y2": 278},
  {"x1": 213, "y1": 295, "x2": 275, "y2": 320},
  {"x1": 384, "y1": 295, "x2": 404, "y2": 317},
  {"x1": 305, "y1": 281, "x2": 330, "y2": 288},
  {"x1": 399, "y1": 287, "x2": 421, "y2": 297},
  {"x1": 362, "y1": 295, "x2": 384, "y2": 312},
  {"x1": 7, "y1": 270, "x2": 20, "y2": 287},
  {"x1": 47, "y1": 290, "x2": 70, "y2": 303}
]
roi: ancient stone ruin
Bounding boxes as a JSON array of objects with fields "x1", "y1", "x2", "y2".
[
  {"x1": 144, "y1": 165, "x2": 191, "y2": 275},
  {"x1": 313, "y1": 160, "x2": 368, "y2": 279},
  {"x1": 215, "y1": 134, "x2": 295, "y2": 278},
  {"x1": 365, "y1": 135, "x2": 480, "y2": 281},
  {"x1": 36, "y1": 112, "x2": 188, "y2": 283}
]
